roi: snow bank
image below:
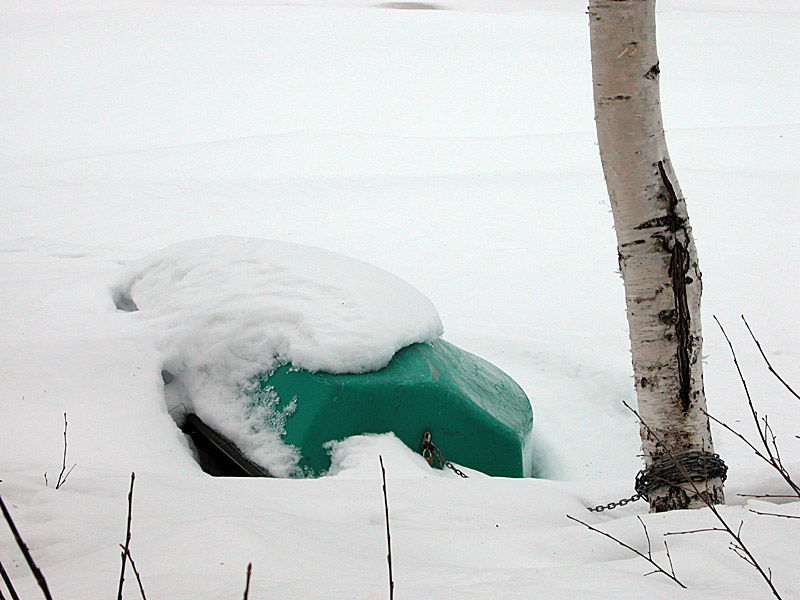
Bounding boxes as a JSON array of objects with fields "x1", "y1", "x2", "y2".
[{"x1": 112, "y1": 236, "x2": 443, "y2": 475}]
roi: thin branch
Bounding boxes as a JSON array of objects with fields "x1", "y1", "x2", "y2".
[
  {"x1": 117, "y1": 472, "x2": 136, "y2": 600},
  {"x1": 714, "y1": 316, "x2": 771, "y2": 454},
  {"x1": 56, "y1": 413, "x2": 72, "y2": 489},
  {"x1": 637, "y1": 515, "x2": 652, "y2": 559},
  {"x1": 742, "y1": 316, "x2": 800, "y2": 401},
  {"x1": 731, "y1": 542, "x2": 757, "y2": 568},
  {"x1": 763, "y1": 417, "x2": 783, "y2": 465},
  {"x1": 625, "y1": 401, "x2": 784, "y2": 600},
  {"x1": 663, "y1": 528, "x2": 726, "y2": 536},
  {"x1": 704, "y1": 410, "x2": 798, "y2": 497},
  {"x1": 0, "y1": 557, "x2": 21, "y2": 600},
  {"x1": 750, "y1": 510, "x2": 800, "y2": 520},
  {"x1": 703, "y1": 411, "x2": 768, "y2": 465},
  {"x1": 242, "y1": 563, "x2": 252, "y2": 600},
  {"x1": 379, "y1": 456, "x2": 394, "y2": 600},
  {"x1": 664, "y1": 540, "x2": 677, "y2": 581},
  {"x1": 0, "y1": 494, "x2": 53, "y2": 600},
  {"x1": 566, "y1": 514, "x2": 686, "y2": 588},
  {"x1": 738, "y1": 494, "x2": 796, "y2": 499},
  {"x1": 707, "y1": 318, "x2": 800, "y2": 498},
  {"x1": 119, "y1": 546, "x2": 148, "y2": 600},
  {"x1": 62, "y1": 465, "x2": 77, "y2": 486}
]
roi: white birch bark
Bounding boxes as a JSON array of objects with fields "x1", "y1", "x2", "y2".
[{"x1": 589, "y1": 0, "x2": 724, "y2": 511}]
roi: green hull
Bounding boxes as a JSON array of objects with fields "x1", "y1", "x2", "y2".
[{"x1": 248, "y1": 339, "x2": 534, "y2": 477}]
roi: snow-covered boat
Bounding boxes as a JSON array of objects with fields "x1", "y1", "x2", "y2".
[
  {"x1": 248, "y1": 338, "x2": 534, "y2": 477},
  {"x1": 118, "y1": 237, "x2": 534, "y2": 478}
]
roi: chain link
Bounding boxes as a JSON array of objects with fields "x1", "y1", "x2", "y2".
[
  {"x1": 588, "y1": 493, "x2": 642, "y2": 513},
  {"x1": 421, "y1": 432, "x2": 469, "y2": 478},
  {"x1": 634, "y1": 450, "x2": 728, "y2": 500},
  {"x1": 588, "y1": 450, "x2": 728, "y2": 512}
]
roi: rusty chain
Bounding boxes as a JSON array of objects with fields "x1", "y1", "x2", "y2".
[
  {"x1": 588, "y1": 450, "x2": 728, "y2": 512},
  {"x1": 420, "y1": 431, "x2": 469, "y2": 478}
]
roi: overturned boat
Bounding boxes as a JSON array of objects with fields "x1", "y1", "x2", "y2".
[
  {"x1": 122, "y1": 237, "x2": 534, "y2": 478},
  {"x1": 246, "y1": 338, "x2": 534, "y2": 478}
]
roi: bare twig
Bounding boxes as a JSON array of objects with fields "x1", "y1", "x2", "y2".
[
  {"x1": 738, "y1": 494, "x2": 796, "y2": 499},
  {"x1": 55, "y1": 413, "x2": 76, "y2": 489},
  {"x1": 566, "y1": 515, "x2": 686, "y2": 588},
  {"x1": 625, "y1": 401, "x2": 784, "y2": 600},
  {"x1": 242, "y1": 563, "x2": 252, "y2": 600},
  {"x1": 763, "y1": 417, "x2": 783, "y2": 465},
  {"x1": 117, "y1": 472, "x2": 136, "y2": 600},
  {"x1": 749, "y1": 510, "x2": 800, "y2": 520},
  {"x1": 0, "y1": 494, "x2": 53, "y2": 600},
  {"x1": 119, "y1": 546, "x2": 148, "y2": 600},
  {"x1": 704, "y1": 412, "x2": 766, "y2": 462},
  {"x1": 714, "y1": 316, "x2": 770, "y2": 452},
  {"x1": 639, "y1": 515, "x2": 680, "y2": 582},
  {"x1": 742, "y1": 316, "x2": 800, "y2": 401},
  {"x1": 60, "y1": 466, "x2": 76, "y2": 489},
  {"x1": 379, "y1": 456, "x2": 394, "y2": 600},
  {"x1": 710, "y1": 317, "x2": 800, "y2": 498},
  {"x1": 0, "y1": 557, "x2": 21, "y2": 600},
  {"x1": 703, "y1": 411, "x2": 799, "y2": 498},
  {"x1": 664, "y1": 540, "x2": 677, "y2": 582},
  {"x1": 663, "y1": 527, "x2": 726, "y2": 536},
  {"x1": 637, "y1": 515, "x2": 652, "y2": 558}
]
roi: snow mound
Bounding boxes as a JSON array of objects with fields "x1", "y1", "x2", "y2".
[
  {"x1": 114, "y1": 236, "x2": 443, "y2": 377},
  {"x1": 325, "y1": 433, "x2": 445, "y2": 479},
  {"x1": 112, "y1": 236, "x2": 443, "y2": 476}
]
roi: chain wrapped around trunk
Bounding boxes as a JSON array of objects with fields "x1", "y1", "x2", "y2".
[
  {"x1": 589, "y1": 450, "x2": 728, "y2": 512},
  {"x1": 420, "y1": 431, "x2": 469, "y2": 478}
]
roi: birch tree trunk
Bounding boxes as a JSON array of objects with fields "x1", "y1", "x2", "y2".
[{"x1": 589, "y1": 0, "x2": 724, "y2": 512}]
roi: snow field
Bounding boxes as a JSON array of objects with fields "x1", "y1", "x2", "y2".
[{"x1": 0, "y1": 1, "x2": 798, "y2": 598}]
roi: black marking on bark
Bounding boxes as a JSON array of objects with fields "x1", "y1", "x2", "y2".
[
  {"x1": 659, "y1": 160, "x2": 692, "y2": 413},
  {"x1": 613, "y1": 94, "x2": 631, "y2": 101},
  {"x1": 635, "y1": 215, "x2": 672, "y2": 230},
  {"x1": 671, "y1": 241, "x2": 692, "y2": 413},
  {"x1": 645, "y1": 62, "x2": 660, "y2": 80},
  {"x1": 658, "y1": 309, "x2": 677, "y2": 325},
  {"x1": 658, "y1": 161, "x2": 683, "y2": 230},
  {"x1": 650, "y1": 484, "x2": 691, "y2": 513},
  {"x1": 621, "y1": 239, "x2": 646, "y2": 246}
]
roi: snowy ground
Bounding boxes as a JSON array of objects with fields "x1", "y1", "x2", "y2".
[{"x1": 1, "y1": 1, "x2": 798, "y2": 598}]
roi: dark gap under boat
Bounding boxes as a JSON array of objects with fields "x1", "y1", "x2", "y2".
[{"x1": 181, "y1": 413, "x2": 271, "y2": 477}]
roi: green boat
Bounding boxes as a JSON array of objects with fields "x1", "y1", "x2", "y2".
[{"x1": 247, "y1": 339, "x2": 534, "y2": 477}]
